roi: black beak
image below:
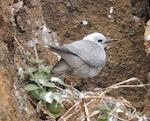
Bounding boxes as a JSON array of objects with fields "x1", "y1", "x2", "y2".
[{"x1": 104, "y1": 39, "x2": 118, "y2": 43}]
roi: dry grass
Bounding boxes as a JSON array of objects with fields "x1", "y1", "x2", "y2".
[{"x1": 58, "y1": 78, "x2": 150, "y2": 121}]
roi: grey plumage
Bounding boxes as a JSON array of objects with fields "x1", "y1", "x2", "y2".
[{"x1": 50, "y1": 32, "x2": 115, "y2": 78}]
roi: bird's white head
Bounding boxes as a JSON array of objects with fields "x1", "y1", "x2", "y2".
[
  {"x1": 83, "y1": 32, "x2": 107, "y2": 47},
  {"x1": 83, "y1": 32, "x2": 117, "y2": 48}
]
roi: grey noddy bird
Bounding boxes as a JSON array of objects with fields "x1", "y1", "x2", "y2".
[{"x1": 49, "y1": 32, "x2": 116, "y2": 79}]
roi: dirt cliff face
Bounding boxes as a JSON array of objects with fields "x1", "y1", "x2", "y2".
[{"x1": 0, "y1": 0, "x2": 149, "y2": 120}]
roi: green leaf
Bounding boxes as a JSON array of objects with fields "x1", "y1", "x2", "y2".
[
  {"x1": 41, "y1": 66, "x2": 52, "y2": 74},
  {"x1": 44, "y1": 82, "x2": 56, "y2": 88},
  {"x1": 52, "y1": 112, "x2": 61, "y2": 118},
  {"x1": 29, "y1": 58, "x2": 44, "y2": 64},
  {"x1": 27, "y1": 67, "x2": 37, "y2": 73},
  {"x1": 47, "y1": 87, "x2": 55, "y2": 92},
  {"x1": 53, "y1": 92, "x2": 62, "y2": 104},
  {"x1": 31, "y1": 89, "x2": 44, "y2": 100},
  {"x1": 42, "y1": 92, "x2": 54, "y2": 103},
  {"x1": 19, "y1": 73, "x2": 25, "y2": 80},
  {"x1": 47, "y1": 100, "x2": 63, "y2": 118},
  {"x1": 97, "y1": 115, "x2": 108, "y2": 121},
  {"x1": 51, "y1": 77, "x2": 64, "y2": 85},
  {"x1": 30, "y1": 71, "x2": 49, "y2": 84},
  {"x1": 36, "y1": 100, "x2": 42, "y2": 112},
  {"x1": 19, "y1": 71, "x2": 30, "y2": 81},
  {"x1": 24, "y1": 84, "x2": 39, "y2": 91},
  {"x1": 99, "y1": 104, "x2": 109, "y2": 111},
  {"x1": 91, "y1": 110, "x2": 100, "y2": 116}
]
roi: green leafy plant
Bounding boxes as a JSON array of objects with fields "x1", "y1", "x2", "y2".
[
  {"x1": 94, "y1": 102, "x2": 125, "y2": 121},
  {"x1": 97, "y1": 104, "x2": 110, "y2": 121},
  {"x1": 92, "y1": 104, "x2": 111, "y2": 121},
  {"x1": 21, "y1": 58, "x2": 64, "y2": 118}
]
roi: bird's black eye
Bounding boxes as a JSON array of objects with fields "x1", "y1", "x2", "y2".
[{"x1": 98, "y1": 40, "x2": 103, "y2": 42}]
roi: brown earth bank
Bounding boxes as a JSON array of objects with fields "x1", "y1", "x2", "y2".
[{"x1": 0, "y1": 0, "x2": 149, "y2": 120}]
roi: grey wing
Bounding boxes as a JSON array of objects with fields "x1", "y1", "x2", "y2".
[
  {"x1": 51, "y1": 59, "x2": 72, "y2": 74},
  {"x1": 63, "y1": 40, "x2": 106, "y2": 67},
  {"x1": 50, "y1": 44, "x2": 85, "y2": 68},
  {"x1": 50, "y1": 44, "x2": 76, "y2": 55}
]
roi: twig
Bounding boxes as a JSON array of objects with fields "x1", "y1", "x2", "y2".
[
  {"x1": 33, "y1": 44, "x2": 39, "y2": 60},
  {"x1": 14, "y1": 36, "x2": 24, "y2": 50},
  {"x1": 84, "y1": 101, "x2": 91, "y2": 121},
  {"x1": 109, "y1": 78, "x2": 139, "y2": 88},
  {"x1": 136, "y1": 79, "x2": 149, "y2": 91},
  {"x1": 27, "y1": 96, "x2": 46, "y2": 113},
  {"x1": 100, "y1": 78, "x2": 149, "y2": 96},
  {"x1": 58, "y1": 101, "x2": 82, "y2": 121},
  {"x1": 108, "y1": 84, "x2": 150, "y2": 88},
  {"x1": 59, "y1": 106, "x2": 81, "y2": 121},
  {"x1": 108, "y1": 112, "x2": 129, "y2": 121},
  {"x1": 80, "y1": 99, "x2": 87, "y2": 121}
]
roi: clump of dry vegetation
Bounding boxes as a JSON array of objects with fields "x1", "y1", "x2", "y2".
[{"x1": 58, "y1": 78, "x2": 149, "y2": 121}]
